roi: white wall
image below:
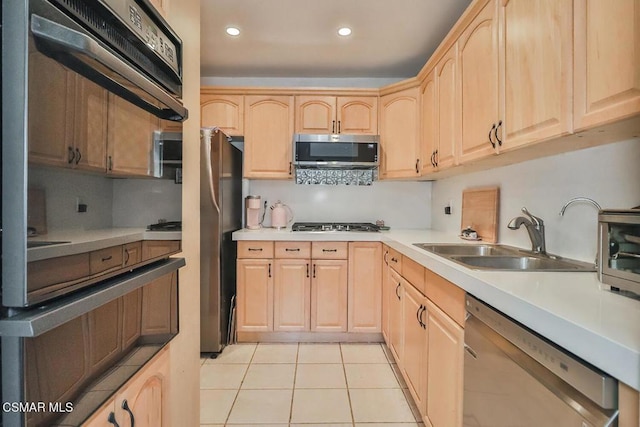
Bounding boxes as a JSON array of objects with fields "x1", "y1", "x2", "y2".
[
  {"x1": 431, "y1": 139, "x2": 640, "y2": 263},
  {"x1": 112, "y1": 179, "x2": 182, "y2": 227},
  {"x1": 201, "y1": 76, "x2": 402, "y2": 88},
  {"x1": 248, "y1": 179, "x2": 432, "y2": 228}
]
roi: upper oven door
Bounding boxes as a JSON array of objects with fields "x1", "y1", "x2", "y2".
[{"x1": 293, "y1": 134, "x2": 379, "y2": 168}]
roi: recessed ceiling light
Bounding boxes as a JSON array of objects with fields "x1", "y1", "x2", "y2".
[
  {"x1": 337, "y1": 27, "x2": 352, "y2": 37},
  {"x1": 226, "y1": 27, "x2": 240, "y2": 36}
]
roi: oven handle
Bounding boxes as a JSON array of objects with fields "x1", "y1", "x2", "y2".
[{"x1": 30, "y1": 14, "x2": 188, "y2": 121}]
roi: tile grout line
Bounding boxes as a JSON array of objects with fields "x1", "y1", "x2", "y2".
[
  {"x1": 223, "y1": 343, "x2": 257, "y2": 425},
  {"x1": 288, "y1": 343, "x2": 300, "y2": 425},
  {"x1": 339, "y1": 343, "x2": 356, "y2": 427}
]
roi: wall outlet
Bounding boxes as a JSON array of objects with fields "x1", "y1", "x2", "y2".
[{"x1": 76, "y1": 197, "x2": 87, "y2": 213}]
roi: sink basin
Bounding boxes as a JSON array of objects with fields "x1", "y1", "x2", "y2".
[
  {"x1": 413, "y1": 242, "x2": 595, "y2": 272},
  {"x1": 27, "y1": 241, "x2": 70, "y2": 248},
  {"x1": 413, "y1": 243, "x2": 519, "y2": 256},
  {"x1": 449, "y1": 255, "x2": 595, "y2": 272}
]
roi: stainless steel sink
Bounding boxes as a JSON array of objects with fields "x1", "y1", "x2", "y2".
[
  {"x1": 413, "y1": 243, "x2": 520, "y2": 257},
  {"x1": 413, "y1": 243, "x2": 595, "y2": 272},
  {"x1": 27, "y1": 241, "x2": 70, "y2": 248}
]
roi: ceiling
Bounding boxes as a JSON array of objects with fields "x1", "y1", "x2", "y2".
[{"x1": 200, "y1": 0, "x2": 472, "y2": 79}]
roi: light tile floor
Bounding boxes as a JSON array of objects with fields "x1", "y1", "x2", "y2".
[{"x1": 200, "y1": 343, "x2": 423, "y2": 427}]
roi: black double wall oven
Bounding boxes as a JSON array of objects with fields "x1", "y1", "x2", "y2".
[{"x1": 1, "y1": 0, "x2": 187, "y2": 425}]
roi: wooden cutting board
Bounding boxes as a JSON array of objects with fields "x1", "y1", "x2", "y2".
[{"x1": 461, "y1": 186, "x2": 499, "y2": 243}]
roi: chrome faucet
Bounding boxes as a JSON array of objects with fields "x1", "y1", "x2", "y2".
[
  {"x1": 559, "y1": 197, "x2": 602, "y2": 216},
  {"x1": 508, "y1": 207, "x2": 546, "y2": 254}
]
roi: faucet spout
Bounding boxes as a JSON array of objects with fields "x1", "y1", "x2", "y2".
[
  {"x1": 508, "y1": 207, "x2": 546, "y2": 254},
  {"x1": 559, "y1": 197, "x2": 602, "y2": 216}
]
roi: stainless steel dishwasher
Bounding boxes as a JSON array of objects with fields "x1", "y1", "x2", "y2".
[{"x1": 463, "y1": 295, "x2": 619, "y2": 427}]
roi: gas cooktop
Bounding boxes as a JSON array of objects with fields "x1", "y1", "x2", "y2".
[
  {"x1": 147, "y1": 221, "x2": 182, "y2": 231},
  {"x1": 291, "y1": 222, "x2": 380, "y2": 232}
]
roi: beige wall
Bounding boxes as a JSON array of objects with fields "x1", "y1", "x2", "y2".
[{"x1": 164, "y1": 1, "x2": 201, "y2": 425}]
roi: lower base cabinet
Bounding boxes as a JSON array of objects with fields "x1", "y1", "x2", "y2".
[
  {"x1": 402, "y1": 281, "x2": 427, "y2": 411},
  {"x1": 236, "y1": 258, "x2": 274, "y2": 332},
  {"x1": 388, "y1": 269, "x2": 404, "y2": 364},
  {"x1": 82, "y1": 346, "x2": 170, "y2": 427},
  {"x1": 311, "y1": 259, "x2": 348, "y2": 332}
]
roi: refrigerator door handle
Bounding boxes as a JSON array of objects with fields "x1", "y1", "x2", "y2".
[{"x1": 201, "y1": 128, "x2": 221, "y2": 214}]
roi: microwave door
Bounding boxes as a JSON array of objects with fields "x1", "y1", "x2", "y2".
[{"x1": 30, "y1": 14, "x2": 187, "y2": 121}]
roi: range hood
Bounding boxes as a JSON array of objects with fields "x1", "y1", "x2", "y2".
[{"x1": 292, "y1": 133, "x2": 379, "y2": 185}]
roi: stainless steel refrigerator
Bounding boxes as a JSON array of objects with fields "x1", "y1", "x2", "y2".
[{"x1": 200, "y1": 128, "x2": 243, "y2": 353}]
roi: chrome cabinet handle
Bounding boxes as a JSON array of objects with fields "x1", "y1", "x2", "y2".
[
  {"x1": 75, "y1": 148, "x2": 82, "y2": 164},
  {"x1": 494, "y1": 120, "x2": 503, "y2": 146},
  {"x1": 68, "y1": 146, "x2": 75, "y2": 164},
  {"x1": 489, "y1": 123, "x2": 496, "y2": 148},
  {"x1": 122, "y1": 400, "x2": 135, "y2": 427},
  {"x1": 107, "y1": 412, "x2": 120, "y2": 427}
]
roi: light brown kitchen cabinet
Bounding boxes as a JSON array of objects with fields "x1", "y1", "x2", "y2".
[
  {"x1": 381, "y1": 246, "x2": 392, "y2": 342},
  {"x1": 435, "y1": 46, "x2": 458, "y2": 169},
  {"x1": 618, "y1": 382, "x2": 640, "y2": 427},
  {"x1": 311, "y1": 259, "x2": 348, "y2": 332},
  {"x1": 201, "y1": 93, "x2": 244, "y2": 135},
  {"x1": 348, "y1": 242, "x2": 382, "y2": 333},
  {"x1": 420, "y1": 70, "x2": 438, "y2": 174},
  {"x1": 574, "y1": 0, "x2": 640, "y2": 131},
  {"x1": 380, "y1": 86, "x2": 421, "y2": 178},
  {"x1": 81, "y1": 346, "x2": 170, "y2": 427},
  {"x1": 141, "y1": 240, "x2": 181, "y2": 261},
  {"x1": 124, "y1": 242, "x2": 143, "y2": 268},
  {"x1": 74, "y1": 76, "x2": 109, "y2": 172},
  {"x1": 425, "y1": 298, "x2": 464, "y2": 427},
  {"x1": 160, "y1": 118, "x2": 182, "y2": 133},
  {"x1": 88, "y1": 299, "x2": 123, "y2": 373},
  {"x1": 295, "y1": 95, "x2": 378, "y2": 135},
  {"x1": 141, "y1": 271, "x2": 177, "y2": 336},
  {"x1": 122, "y1": 288, "x2": 142, "y2": 350},
  {"x1": 388, "y1": 268, "x2": 404, "y2": 364},
  {"x1": 500, "y1": 0, "x2": 573, "y2": 150},
  {"x1": 458, "y1": 0, "x2": 500, "y2": 163},
  {"x1": 107, "y1": 93, "x2": 159, "y2": 176},
  {"x1": 244, "y1": 95, "x2": 295, "y2": 179},
  {"x1": 273, "y1": 242, "x2": 311, "y2": 332},
  {"x1": 236, "y1": 258, "x2": 274, "y2": 332},
  {"x1": 402, "y1": 281, "x2": 428, "y2": 413}
]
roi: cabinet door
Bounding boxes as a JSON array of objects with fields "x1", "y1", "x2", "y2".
[
  {"x1": 381, "y1": 246, "x2": 391, "y2": 342},
  {"x1": 28, "y1": 52, "x2": 75, "y2": 167},
  {"x1": 420, "y1": 70, "x2": 437, "y2": 174},
  {"x1": 88, "y1": 299, "x2": 123, "y2": 373},
  {"x1": 244, "y1": 95, "x2": 295, "y2": 179},
  {"x1": 116, "y1": 347, "x2": 170, "y2": 427},
  {"x1": 348, "y1": 242, "x2": 382, "y2": 332},
  {"x1": 574, "y1": 0, "x2": 640, "y2": 131},
  {"x1": 122, "y1": 288, "x2": 142, "y2": 350},
  {"x1": 310, "y1": 260, "x2": 348, "y2": 332},
  {"x1": 337, "y1": 96, "x2": 378, "y2": 135},
  {"x1": 141, "y1": 240, "x2": 181, "y2": 261},
  {"x1": 74, "y1": 76, "x2": 108, "y2": 172},
  {"x1": 380, "y1": 86, "x2": 421, "y2": 178},
  {"x1": 501, "y1": 0, "x2": 573, "y2": 149},
  {"x1": 201, "y1": 94, "x2": 244, "y2": 135},
  {"x1": 274, "y1": 259, "x2": 311, "y2": 331},
  {"x1": 81, "y1": 399, "x2": 116, "y2": 427},
  {"x1": 237, "y1": 259, "x2": 274, "y2": 332},
  {"x1": 459, "y1": 0, "x2": 499, "y2": 163},
  {"x1": 435, "y1": 46, "x2": 458, "y2": 169},
  {"x1": 388, "y1": 269, "x2": 404, "y2": 364},
  {"x1": 107, "y1": 94, "x2": 159, "y2": 176},
  {"x1": 402, "y1": 283, "x2": 427, "y2": 415},
  {"x1": 141, "y1": 272, "x2": 176, "y2": 336},
  {"x1": 425, "y1": 299, "x2": 464, "y2": 427},
  {"x1": 295, "y1": 95, "x2": 337, "y2": 133},
  {"x1": 124, "y1": 242, "x2": 143, "y2": 268}
]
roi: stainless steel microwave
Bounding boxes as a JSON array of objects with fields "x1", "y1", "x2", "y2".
[
  {"x1": 293, "y1": 133, "x2": 379, "y2": 169},
  {"x1": 598, "y1": 209, "x2": 640, "y2": 296}
]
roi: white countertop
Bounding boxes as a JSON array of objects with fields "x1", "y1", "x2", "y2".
[
  {"x1": 27, "y1": 228, "x2": 181, "y2": 262},
  {"x1": 233, "y1": 227, "x2": 640, "y2": 391}
]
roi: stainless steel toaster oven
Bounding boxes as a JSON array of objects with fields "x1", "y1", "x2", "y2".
[{"x1": 598, "y1": 209, "x2": 640, "y2": 296}]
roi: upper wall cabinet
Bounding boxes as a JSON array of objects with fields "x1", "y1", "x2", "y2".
[
  {"x1": 573, "y1": 0, "x2": 640, "y2": 131},
  {"x1": 244, "y1": 95, "x2": 295, "y2": 179},
  {"x1": 500, "y1": 0, "x2": 573, "y2": 150},
  {"x1": 295, "y1": 95, "x2": 378, "y2": 135},
  {"x1": 420, "y1": 70, "x2": 437, "y2": 174},
  {"x1": 435, "y1": 46, "x2": 458, "y2": 169},
  {"x1": 201, "y1": 94, "x2": 244, "y2": 136},
  {"x1": 458, "y1": 0, "x2": 500, "y2": 163},
  {"x1": 380, "y1": 86, "x2": 421, "y2": 179}
]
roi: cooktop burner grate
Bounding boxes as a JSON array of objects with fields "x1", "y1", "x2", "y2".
[{"x1": 291, "y1": 222, "x2": 380, "y2": 232}]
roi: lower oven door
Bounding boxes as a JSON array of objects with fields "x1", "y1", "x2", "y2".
[{"x1": 463, "y1": 299, "x2": 618, "y2": 427}]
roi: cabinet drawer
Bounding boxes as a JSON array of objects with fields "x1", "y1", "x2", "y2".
[
  {"x1": 424, "y1": 269, "x2": 466, "y2": 327},
  {"x1": 90, "y1": 246, "x2": 123, "y2": 274},
  {"x1": 28, "y1": 253, "x2": 91, "y2": 292},
  {"x1": 238, "y1": 241, "x2": 274, "y2": 258},
  {"x1": 142, "y1": 240, "x2": 181, "y2": 261},
  {"x1": 312, "y1": 242, "x2": 348, "y2": 259},
  {"x1": 402, "y1": 256, "x2": 425, "y2": 294},
  {"x1": 123, "y1": 242, "x2": 142, "y2": 268},
  {"x1": 275, "y1": 241, "x2": 311, "y2": 258},
  {"x1": 387, "y1": 248, "x2": 403, "y2": 273}
]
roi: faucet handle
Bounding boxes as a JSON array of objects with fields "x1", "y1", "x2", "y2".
[{"x1": 521, "y1": 207, "x2": 543, "y2": 226}]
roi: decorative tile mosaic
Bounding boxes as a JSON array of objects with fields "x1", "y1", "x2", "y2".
[{"x1": 295, "y1": 168, "x2": 377, "y2": 185}]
